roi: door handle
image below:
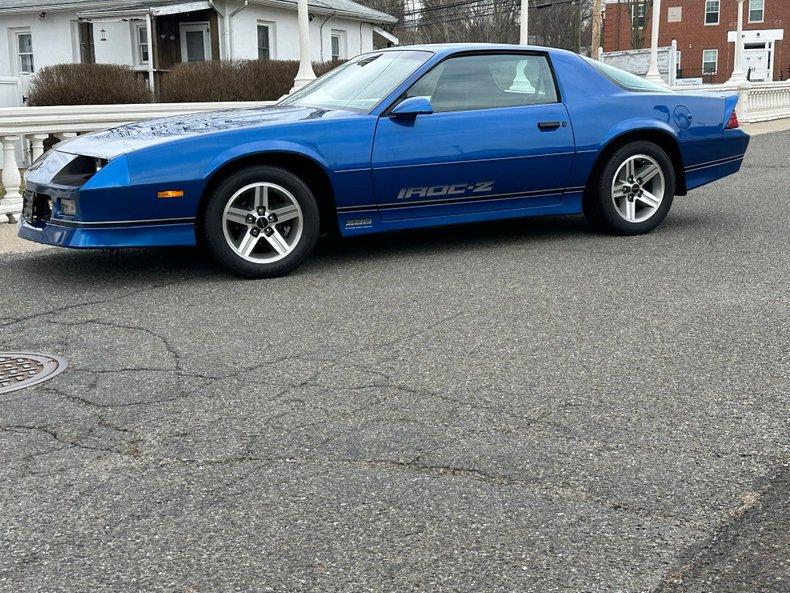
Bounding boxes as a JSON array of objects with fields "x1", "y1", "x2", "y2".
[{"x1": 538, "y1": 120, "x2": 561, "y2": 131}]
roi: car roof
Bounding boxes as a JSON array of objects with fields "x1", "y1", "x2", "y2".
[{"x1": 378, "y1": 43, "x2": 578, "y2": 59}]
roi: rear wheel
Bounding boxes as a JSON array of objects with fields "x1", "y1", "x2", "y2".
[
  {"x1": 583, "y1": 141, "x2": 675, "y2": 235},
  {"x1": 202, "y1": 166, "x2": 319, "y2": 278}
]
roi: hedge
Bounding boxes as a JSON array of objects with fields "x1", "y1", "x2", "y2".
[
  {"x1": 157, "y1": 59, "x2": 345, "y2": 103},
  {"x1": 26, "y1": 60, "x2": 346, "y2": 106},
  {"x1": 27, "y1": 63, "x2": 152, "y2": 106}
]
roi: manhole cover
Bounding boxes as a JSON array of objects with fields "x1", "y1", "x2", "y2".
[{"x1": 0, "y1": 352, "x2": 67, "y2": 394}]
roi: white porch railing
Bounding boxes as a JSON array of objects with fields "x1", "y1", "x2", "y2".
[
  {"x1": 671, "y1": 80, "x2": 790, "y2": 124},
  {"x1": 0, "y1": 101, "x2": 274, "y2": 222}
]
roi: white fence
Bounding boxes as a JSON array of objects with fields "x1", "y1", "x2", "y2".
[{"x1": 0, "y1": 100, "x2": 273, "y2": 222}]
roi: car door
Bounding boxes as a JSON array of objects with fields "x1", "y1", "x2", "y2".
[{"x1": 371, "y1": 52, "x2": 575, "y2": 221}]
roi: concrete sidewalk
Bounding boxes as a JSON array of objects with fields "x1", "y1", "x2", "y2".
[
  {"x1": 0, "y1": 222, "x2": 49, "y2": 254},
  {"x1": 742, "y1": 117, "x2": 790, "y2": 135}
]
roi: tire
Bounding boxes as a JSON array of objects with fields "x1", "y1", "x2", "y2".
[
  {"x1": 201, "y1": 166, "x2": 319, "y2": 278},
  {"x1": 583, "y1": 141, "x2": 675, "y2": 235}
]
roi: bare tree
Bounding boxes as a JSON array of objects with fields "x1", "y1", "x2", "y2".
[
  {"x1": 357, "y1": 0, "x2": 407, "y2": 27},
  {"x1": 392, "y1": 0, "x2": 593, "y2": 52},
  {"x1": 402, "y1": 0, "x2": 520, "y2": 44},
  {"x1": 531, "y1": 2, "x2": 584, "y2": 51},
  {"x1": 617, "y1": 0, "x2": 652, "y2": 49}
]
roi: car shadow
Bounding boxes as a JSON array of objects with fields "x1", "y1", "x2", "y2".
[
  {"x1": 9, "y1": 212, "x2": 666, "y2": 285},
  {"x1": 311, "y1": 214, "x2": 592, "y2": 267}
]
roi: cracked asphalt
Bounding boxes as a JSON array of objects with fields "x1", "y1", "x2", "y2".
[{"x1": 1, "y1": 130, "x2": 788, "y2": 593}]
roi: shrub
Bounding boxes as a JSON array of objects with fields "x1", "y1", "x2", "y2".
[
  {"x1": 27, "y1": 63, "x2": 152, "y2": 106},
  {"x1": 157, "y1": 59, "x2": 345, "y2": 103}
]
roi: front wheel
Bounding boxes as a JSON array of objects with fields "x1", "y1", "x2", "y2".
[
  {"x1": 583, "y1": 141, "x2": 675, "y2": 235},
  {"x1": 202, "y1": 166, "x2": 319, "y2": 278}
]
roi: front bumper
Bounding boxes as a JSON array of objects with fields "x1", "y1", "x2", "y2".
[
  {"x1": 18, "y1": 216, "x2": 197, "y2": 249},
  {"x1": 19, "y1": 150, "x2": 197, "y2": 249}
]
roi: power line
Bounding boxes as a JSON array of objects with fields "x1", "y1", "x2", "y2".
[{"x1": 399, "y1": 0, "x2": 585, "y2": 22}]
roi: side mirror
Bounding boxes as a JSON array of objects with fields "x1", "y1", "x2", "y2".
[{"x1": 391, "y1": 96, "x2": 433, "y2": 120}]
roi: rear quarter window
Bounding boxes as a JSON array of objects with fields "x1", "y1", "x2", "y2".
[{"x1": 583, "y1": 57, "x2": 674, "y2": 93}]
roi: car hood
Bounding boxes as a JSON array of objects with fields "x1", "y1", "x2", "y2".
[{"x1": 57, "y1": 105, "x2": 355, "y2": 160}]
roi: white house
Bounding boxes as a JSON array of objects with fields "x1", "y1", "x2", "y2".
[{"x1": 0, "y1": 0, "x2": 398, "y2": 106}]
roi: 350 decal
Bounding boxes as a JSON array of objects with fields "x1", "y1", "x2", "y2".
[{"x1": 396, "y1": 181, "x2": 495, "y2": 200}]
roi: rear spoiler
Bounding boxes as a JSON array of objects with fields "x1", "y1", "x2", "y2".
[{"x1": 723, "y1": 92, "x2": 739, "y2": 126}]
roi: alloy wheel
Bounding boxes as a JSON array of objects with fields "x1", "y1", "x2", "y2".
[
  {"x1": 222, "y1": 182, "x2": 303, "y2": 263},
  {"x1": 611, "y1": 154, "x2": 665, "y2": 223}
]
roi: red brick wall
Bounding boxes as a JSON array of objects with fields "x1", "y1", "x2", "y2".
[{"x1": 602, "y1": 0, "x2": 789, "y2": 84}]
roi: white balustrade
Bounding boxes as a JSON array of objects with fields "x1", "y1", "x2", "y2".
[
  {"x1": 30, "y1": 134, "x2": 47, "y2": 161},
  {"x1": 0, "y1": 100, "x2": 274, "y2": 222},
  {"x1": 1, "y1": 135, "x2": 22, "y2": 223},
  {"x1": 671, "y1": 79, "x2": 790, "y2": 123}
]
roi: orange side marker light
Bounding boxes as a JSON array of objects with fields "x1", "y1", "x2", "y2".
[{"x1": 157, "y1": 190, "x2": 184, "y2": 199}]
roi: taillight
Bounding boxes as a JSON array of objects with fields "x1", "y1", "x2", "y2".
[{"x1": 725, "y1": 111, "x2": 739, "y2": 129}]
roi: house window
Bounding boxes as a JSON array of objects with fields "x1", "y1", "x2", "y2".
[
  {"x1": 78, "y1": 21, "x2": 95, "y2": 64},
  {"x1": 704, "y1": 0, "x2": 719, "y2": 25},
  {"x1": 702, "y1": 49, "x2": 718, "y2": 74},
  {"x1": 631, "y1": 3, "x2": 646, "y2": 28},
  {"x1": 16, "y1": 30, "x2": 34, "y2": 74},
  {"x1": 748, "y1": 0, "x2": 764, "y2": 22},
  {"x1": 135, "y1": 23, "x2": 149, "y2": 65},
  {"x1": 330, "y1": 30, "x2": 347, "y2": 60},
  {"x1": 257, "y1": 23, "x2": 273, "y2": 60}
]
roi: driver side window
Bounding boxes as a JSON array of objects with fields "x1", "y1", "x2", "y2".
[{"x1": 406, "y1": 53, "x2": 558, "y2": 113}]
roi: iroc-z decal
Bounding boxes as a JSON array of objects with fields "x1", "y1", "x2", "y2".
[{"x1": 396, "y1": 181, "x2": 495, "y2": 201}]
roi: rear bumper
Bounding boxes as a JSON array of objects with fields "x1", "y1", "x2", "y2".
[
  {"x1": 684, "y1": 131, "x2": 749, "y2": 192},
  {"x1": 18, "y1": 218, "x2": 197, "y2": 249},
  {"x1": 684, "y1": 153, "x2": 746, "y2": 191}
]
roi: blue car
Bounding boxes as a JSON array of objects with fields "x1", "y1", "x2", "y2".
[{"x1": 21, "y1": 44, "x2": 749, "y2": 277}]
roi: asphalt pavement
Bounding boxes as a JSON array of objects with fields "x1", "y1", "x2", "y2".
[{"x1": 0, "y1": 130, "x2": 788, "y2": 593}]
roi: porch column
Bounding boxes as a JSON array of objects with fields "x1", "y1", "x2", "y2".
[
  {"x1": 290, "y1": 0, "x2": 316, "y2": 93},
  {"x1": 0, "y1": 136, "x2": 22, "y2": 223},
  {"x1": 519, "y1": 0, "x2": 528, "y2": 45},
  {"x1": 645, "y1": 0, "x2": 663, "y2": 83},
  {"x1": 145, "y1": 13, "x2": 155, "y2": 92},
  {"x1": 727, "y1": 0, "x2": 747, "y2": 84}
]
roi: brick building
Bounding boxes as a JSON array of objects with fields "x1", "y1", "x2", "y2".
[{"x1": 603, "y1": 0, "x2": 788, "y2": 83}]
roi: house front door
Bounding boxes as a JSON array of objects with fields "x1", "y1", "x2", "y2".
[
  {"x1": 179, "y1": 23, "x2": 211, "y2": 62},
  {"x1": 743, "y1": 46, "x2": 769, "y2": 81}
]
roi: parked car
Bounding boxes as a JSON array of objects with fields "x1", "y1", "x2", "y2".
[{"x1": 20, "y1": 44, "x2": 749, "y2": 278}]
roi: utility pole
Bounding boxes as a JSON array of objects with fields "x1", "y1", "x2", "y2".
[
  {"x1": 591, "y1": 0, "x2": 603, "y2": 59},
  {"x1": 520, "y1": 0, "x2": 529, "y2": 44}
]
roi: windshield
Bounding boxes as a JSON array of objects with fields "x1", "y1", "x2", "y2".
[
  {"x1": 279, "y1": 50, "x2": 432, "y2": 112},
  {"x1": 583, "y1": 56, "x2": 673, "y2": 93}
]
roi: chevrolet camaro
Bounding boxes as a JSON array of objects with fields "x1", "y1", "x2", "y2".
[{"x1": 20, "y1": 44, "x2": 749, "y2": 277}]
